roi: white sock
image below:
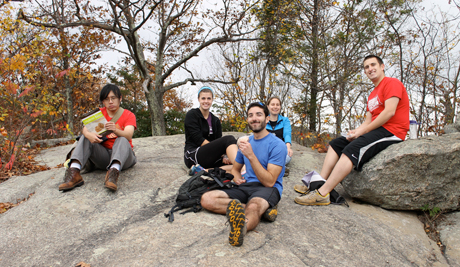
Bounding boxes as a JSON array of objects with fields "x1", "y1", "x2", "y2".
[
  {"x1": 110, "y1": 163, "x2": 121, "y2": 171},
  {"x1": 70, "y1": 162, "x2": 81, "y2": 170}
]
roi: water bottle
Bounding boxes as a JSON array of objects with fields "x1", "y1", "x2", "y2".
[{"x1": 409, "y1": 120, "x2": 418, "y2": 139}]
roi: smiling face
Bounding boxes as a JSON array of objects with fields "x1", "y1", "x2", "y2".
[
  {"x1": 198, "y1": 91, "x2": 213, "y2": 111},
  {"x1": 268, "y1": 98, "x2": 281, "y2": 116},
  {"x1": 363, "y1": 57, "x2": 385, "y2": 85},
  {"x1": 247, "y1": 106, "x2": 269, "y2": 133}
]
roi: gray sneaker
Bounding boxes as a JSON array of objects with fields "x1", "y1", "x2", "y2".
[{"x1": 294, "y1": 189, "x2": 330, "y2": 206}]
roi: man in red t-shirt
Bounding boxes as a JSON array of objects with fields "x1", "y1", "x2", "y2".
[
  {"x1": 295, "y1": 55, "x2": 409, "y2": 205},
  {"x1": 59, "y1": 84, "x2": 137, "y2": 192}
]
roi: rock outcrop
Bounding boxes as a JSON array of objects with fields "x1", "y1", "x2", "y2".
[
  {"x1": 0, "y1": 133, "x2": 455, "y2": 266},
  {"x1": 443, "y1": 120, "x2": 460, "y2": 134},
  {"x1": 343, "y1": 132, "x2": 460, "y2": 212}
]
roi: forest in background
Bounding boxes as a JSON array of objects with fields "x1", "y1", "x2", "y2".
[{"x1": 1, "y1": 0, "x2": 459, "y2": 176}]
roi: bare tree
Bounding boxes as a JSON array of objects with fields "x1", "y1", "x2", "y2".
[{"x1": 20, "y1": 0, "x2": 260, "y2": 135}]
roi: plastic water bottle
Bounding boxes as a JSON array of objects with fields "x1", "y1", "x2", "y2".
[{"x1": 409, "y1": 120, "x2": 418, "y2": 139}]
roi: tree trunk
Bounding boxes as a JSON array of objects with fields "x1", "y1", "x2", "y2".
[
  {"x1": 146, "y1": 82, "x2": 166, "y2": 136},
  {"x1": 308, "y1": 0, "x2": 319, "y2": 132}
]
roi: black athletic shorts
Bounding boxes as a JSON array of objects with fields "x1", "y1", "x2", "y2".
[
  {"x1": 329, "y1": 126, "x2": 402, "y2": 171},
  {"x1": 219, "y1": 182, "x2": 281, "y2": 208}
]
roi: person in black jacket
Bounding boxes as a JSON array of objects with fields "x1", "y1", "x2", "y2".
[{"x1": 184, "y1": 86, "x2": 238, "y2": 172}]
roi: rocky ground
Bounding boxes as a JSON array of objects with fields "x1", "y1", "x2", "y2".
[{"x1": 0, "y1": 133, "x2": 458, "y2": 266}]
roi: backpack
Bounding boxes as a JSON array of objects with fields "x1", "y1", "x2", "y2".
[{"x1": 164, "y1": 167, "x2": 234, "y2": 222}]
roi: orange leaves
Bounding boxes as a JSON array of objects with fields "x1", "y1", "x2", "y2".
[
  {"x1": 30, "y1": 111, "x2": 43, "y2": 118},
  {"x1": 3, "y1": 81, "x2": 19, "y2": 94},
  {"x1": 4, "y1": 154, "x2": 15, "y2": 171},
  {"x1": 18, "y1": 86, "x2": 35, "y2": 97}
]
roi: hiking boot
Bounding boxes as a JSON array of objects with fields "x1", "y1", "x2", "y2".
[
  {"x1": 104, "y1": 168, "x2": 119, "y2": 191},
  {"x1": 226, "y1": 199, "x2": 247, "y2": 247},
  {"x1": 59, "y1": 168, "x2": 84, "y2": 191},
  {"x1": 294, "y1": 184, "x2": 310, "y2": 194},
  {"x1": 294, "y1": 189, "x2": 330, "y2": 206},
  {"x1": 189, "y1": 164, "x2": 205, "y2": 176},
  {"x1": 284, "y1": 167, "x2": 290, "y2": 177},
  {"x1": 262, "y1": 205, "x2": 278, "y2": 222}
]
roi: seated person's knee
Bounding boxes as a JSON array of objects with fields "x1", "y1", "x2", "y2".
[{"x1": 200, "y1": 191, "x2": 213, "y2": 209}]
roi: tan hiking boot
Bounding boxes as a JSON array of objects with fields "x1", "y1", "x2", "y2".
[
  {"x1": 293, "y1": 184, "x2": 309, "y2": 194},
  {"x1": 58, "y1": 168, "x2": 84, "y2": 191},
  {"x1": 104, "y1": 168, "x2": 119, "y2": 191},
  {"x1": 294, "y1": 189, "x2": 330, "y2": 206}
]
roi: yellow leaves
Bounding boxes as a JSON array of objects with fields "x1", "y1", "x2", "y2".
[{"x1": 5, "y1": 54, "x2": 27, "y2": 72}]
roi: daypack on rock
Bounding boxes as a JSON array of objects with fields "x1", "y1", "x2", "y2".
[{"x1": 164, "y1": 167, "x2": 234, "y2": 222}]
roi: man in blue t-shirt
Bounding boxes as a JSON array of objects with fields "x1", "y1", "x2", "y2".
[{"x1": 201, "y1": 102, "x2": 287, "y2": 247}]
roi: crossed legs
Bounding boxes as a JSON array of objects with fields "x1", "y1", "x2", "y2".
[{"x1": 201, "y1": 190, "x2": 269, "y2": 231}]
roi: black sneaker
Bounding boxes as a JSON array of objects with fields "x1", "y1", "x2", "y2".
[
  {"x1": 226, "y1": 199, "x2": 246, "y2": 247},
  {"x1": 262, "y1": 205, "x2": 278, "y2": 222}
]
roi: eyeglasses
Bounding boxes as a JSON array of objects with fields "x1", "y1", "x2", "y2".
[{"x1": 103, "y1": 96, "x2": 119, "y2": 102}]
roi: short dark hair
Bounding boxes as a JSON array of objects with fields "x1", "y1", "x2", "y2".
[
  {"x1": 99, "y1": 84, "x2": 122, "y2": 102},
  {"x1": 363, "y1": 55, "x2": 384, "y2": 66},
  {"x1": 247, "y1": 102, "x2": 269, "y2": 117}
]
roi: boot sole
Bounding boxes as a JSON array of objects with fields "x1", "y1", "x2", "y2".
[
  {"x1": 294, "y1": 199, "x2": 330, "y2": 206},
  {"x1": 227, "y1": 200, "x2": 246, "y2": 247},
  {"x1": 294, "y1": 188, "x2": 309, "y2": 194},
  {"x1": 104, "y1": 183, "x2": 117, "y2": 191},
  {"x1": 59, "y1": 180, "x2": 84, "y2": 192}
]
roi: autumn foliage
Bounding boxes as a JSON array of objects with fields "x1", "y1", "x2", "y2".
[{"x1": 0, "y1": 3, "x2": 111, "y2": 179}]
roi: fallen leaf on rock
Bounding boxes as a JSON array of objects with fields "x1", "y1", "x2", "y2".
[{"x1": 75, "y1": 262, "x2": 91, "y2": 267}]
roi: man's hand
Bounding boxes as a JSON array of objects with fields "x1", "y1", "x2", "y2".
[
  {"x1": 105, "y1": 121, "x2": 117, "y2": 133},
  {"x1": 232, "y1": 174, "x2": 246, "y2": 185},
  {"x1": 85, "y1": 131, "x2": 103, "y2": 143},
  {"x1": 238, "y1": 139, "x2": 255, "y2": 160},
  {"x1": 346, "y1": 128, "x2": 366, "y2": 141}
]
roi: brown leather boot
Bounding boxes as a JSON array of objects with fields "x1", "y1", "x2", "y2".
[
  {"x1": 59, "y1": 168, "x2": 84, "y2": 191},
  {"x1": 104, "y1": 168, "x2": 119, "y2": 191}
]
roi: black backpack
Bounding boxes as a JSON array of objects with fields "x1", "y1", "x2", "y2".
[
  {"x1": 164, "y1": 167, "x2": 234, "y2": 222},
  {"x1": 309, "y1": 181, "x2": 348, "y2": 206}
]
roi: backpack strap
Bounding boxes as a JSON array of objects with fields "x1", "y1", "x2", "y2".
[
  {"x1": 110, "y1": 107, "x2": 124, "y2": 123},
  {"x1": 179, "y1": 204, "x2": 202, "y2": 215},
  {"x1": 164, "y1": 204, "x2": 182, "y2": 222}
]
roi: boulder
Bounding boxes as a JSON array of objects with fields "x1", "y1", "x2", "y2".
[
  {"x1": 342, "y1": 132, "x2": 460, "y2": 212},
  {"x1": 438, "y1": 211, "x2": 460, "y2": 266},
  {"x1": 0, "y1": 133, "x2": 452, "y2": 266},
  {"x1": 443, "y1": 115, "x2": 460, "y2": 134}
]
